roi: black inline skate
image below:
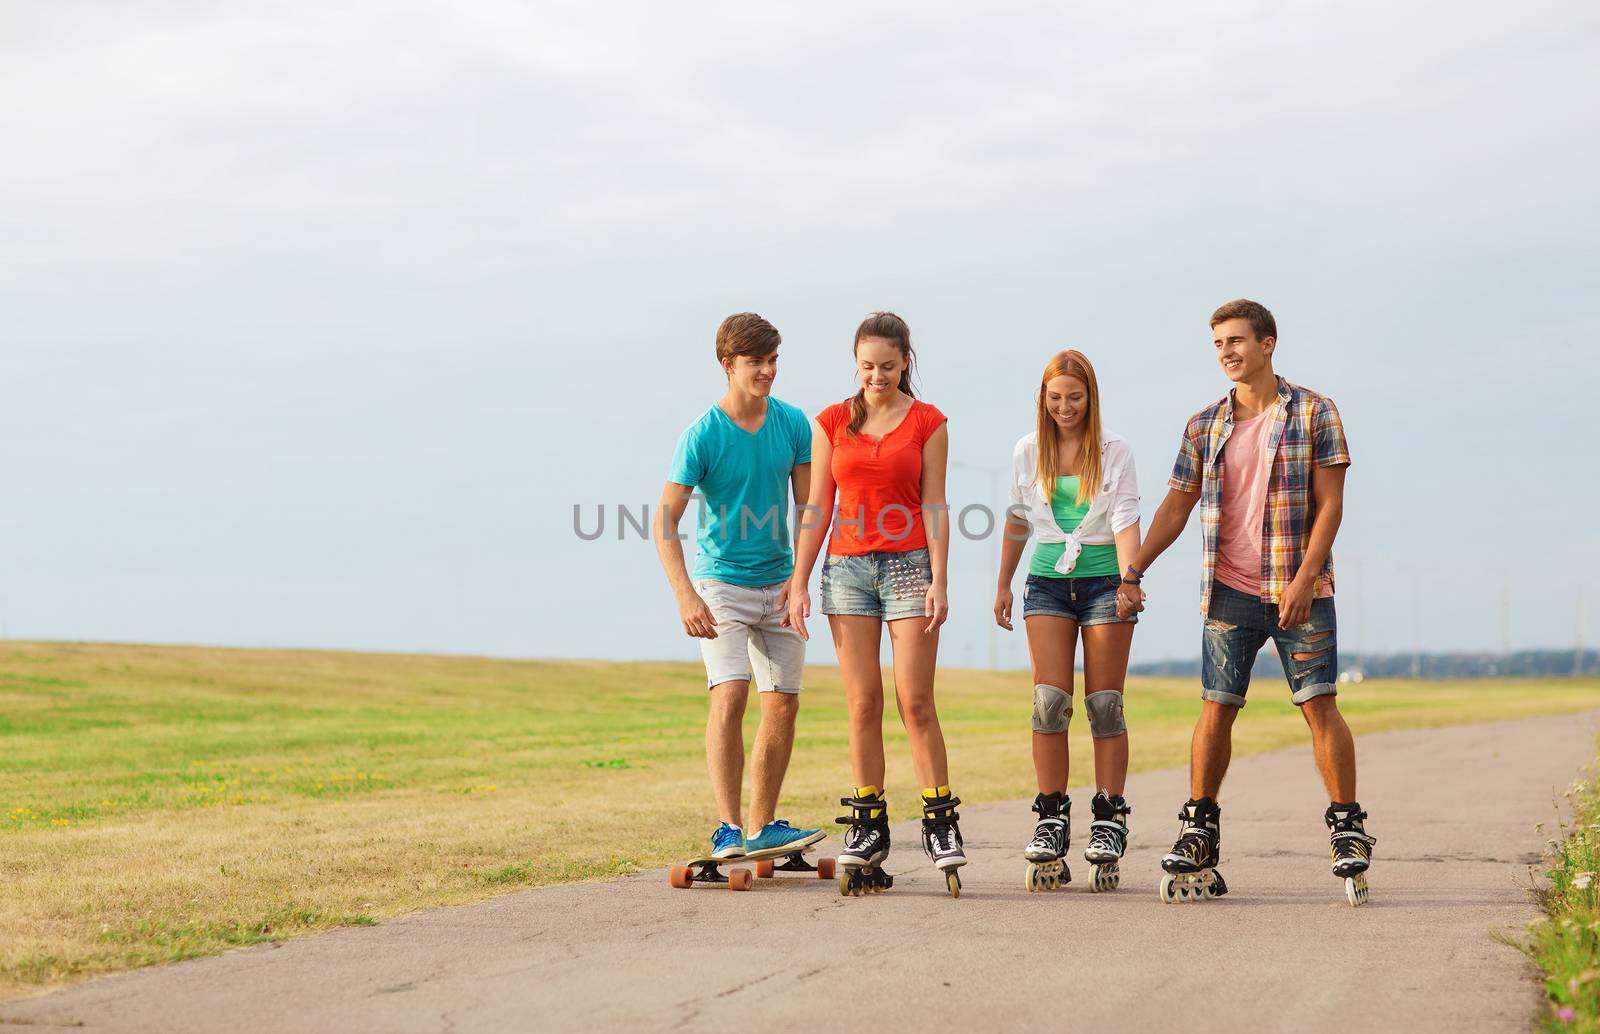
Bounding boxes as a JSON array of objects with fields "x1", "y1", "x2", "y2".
[
  {"x1": 1159, "y1": 796, "x2": 1227, "y2": 903},
  {"x1": 1326, "y1": 802, "x2": 1377, "y2": 907},
  {"x1": 836, "y1": 790, "x2": 893, "y2": 896},
  {"x1": 1023, "y1": 792, "x2": 1070, "y2": 892},
  {"x1": 921, "y1": 791, "x2": 966, "y2": 897},
  {"x1": 1083, "y1": 791, "x2": 1130, "y2": 892}
]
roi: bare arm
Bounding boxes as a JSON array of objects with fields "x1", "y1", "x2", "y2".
[
  {"x1": 994, "y1": 512, "x2": 1030, "y2": 631},
  {"x1": 1117, "y1": 487, "x2": 1198, "y2": 618},
  {"x1": 1277, "y1": 464, "x2": 1346, "y2": 628},
  {"x1": 784, "y1": 424, "x2": 835, "y2": 641},
  {"x1": 653, "y1": 481, "x2": 717, "y2": 639},
  {"x1": 790, "y1": 464, "x2": 812, "y2": 560},
  {"x1": 1132, "y1": 487, "x2": 1199, "y2": 574},
  {"x1": 920, "y1": 422, "x2": 950, "y2": 633}
]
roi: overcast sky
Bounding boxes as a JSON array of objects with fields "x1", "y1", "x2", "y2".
[{"x1": 2, "y1": 1, "x2": 1597, "y2": 670}]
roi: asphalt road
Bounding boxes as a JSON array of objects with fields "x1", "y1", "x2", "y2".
[{"x1": 6, "y1": 711, "x2": 1596, "y2": 1033}]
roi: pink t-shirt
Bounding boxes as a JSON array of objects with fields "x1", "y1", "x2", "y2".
[
  {"x1": 1215, "y1": 411, "x2": 1332, "y2": 600},
  {"x1": 1214, "y1": 412, "x2": 1272, "y2": 596}
]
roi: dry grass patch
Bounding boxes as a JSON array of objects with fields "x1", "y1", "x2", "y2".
[{"x1": 2, "y1": 640, "x2": 1597, "y2": 1000}]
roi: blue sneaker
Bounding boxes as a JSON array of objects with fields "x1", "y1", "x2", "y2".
[
  {"x1": 710, "y1": 822, "x2": 745, "y2": 859},
  {"x1": 744, "y1": 819, "x2": 825, "y2": 854}
]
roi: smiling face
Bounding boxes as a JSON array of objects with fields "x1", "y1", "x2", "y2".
[
  {"x1": 723, "y1": 351, "x2": 777, "y2": 397},
  {"x1": 854, "y1": 336, "x2": 905, "y2": 400},
  {"x1": 1212, "y1": 317, "x2": 1275, "y2": 383},
  {"x1": 1043, "y1": 373, "x2": 1089, "y2": 432}
]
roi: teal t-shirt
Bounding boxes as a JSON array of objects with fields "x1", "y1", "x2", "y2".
[
  {"x1": 669, "y1": 397, "x2": 812, "y2": 587},
  {"x1": 1030, "y1": 476, "x2": 1121, "y2": 578}
]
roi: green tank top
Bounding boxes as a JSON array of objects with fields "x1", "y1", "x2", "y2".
[{"x1": 1029, "y1": 476, "x2": 1120, "y2": 579}]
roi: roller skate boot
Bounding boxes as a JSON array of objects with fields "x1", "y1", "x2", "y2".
[
  {"x1": 922, "y1": 789, "x2": 966, "y2": 897},
  {"x1": 1326, "y1": 802, "x2": 1376, "y2": 907},
  {"x1": 1159, "y1": 796, "x2": 1226, "y2": 903},
  {"x1": 835, "y1": 788, "x2": 893, "y2": 896},
  {"x1": 1023, "y1": 792, "x2": 1069, "y2": 892},
  {"x1": 1083, "y1": 791, "x2": 1130, "y2": 892}
]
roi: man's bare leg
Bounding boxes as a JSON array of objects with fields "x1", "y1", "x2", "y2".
[
  {"x1": 747, "y1": 690, "x2": 799, "y2": 830},
  {"x1": 1301, "y1": 695, "x2": 1357, "y2": 801},
  {"x1": 1190, "y1": 700, "x2": 1240, "y2": 799},
  {"x1": 706, "y1": 680, "x2": 749, "y2": 826}
]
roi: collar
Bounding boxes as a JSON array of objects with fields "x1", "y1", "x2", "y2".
[{"x1": 1222, "y1": 375, "x2": 1291, "y2": 424}]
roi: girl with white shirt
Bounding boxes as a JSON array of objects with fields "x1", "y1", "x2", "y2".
[{"x1": 994, "y1": 350, "x2": 1143, "y2": 893}]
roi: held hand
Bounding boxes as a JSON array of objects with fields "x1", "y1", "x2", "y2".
[
  {"x1": 678, "y1": 591, "x2": 718, "y2": 640},
  {"x1": 1278, "y1": 577, "x2": 1314, "y2": 629},
  {"x1": 994, "y1": 588, "x2": 1013, "y2": 631},
  {"x1": 1115, "y1": 582, "x2": 1146, "y2": 620},
  {"x1": 923, "y1": 584, "x2": 949, "y2": 634},
  {"x1": 783, "y1": 580, "x2": 811, "y2": 641}
]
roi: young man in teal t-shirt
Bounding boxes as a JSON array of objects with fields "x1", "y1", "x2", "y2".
[{"x1": 653, "y1": 313, "x2": 824, "y2": 861}]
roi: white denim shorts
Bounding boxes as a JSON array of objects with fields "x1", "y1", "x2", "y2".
[{"x1": 695, "y1": 579, "x2": 806, "y2": 693}]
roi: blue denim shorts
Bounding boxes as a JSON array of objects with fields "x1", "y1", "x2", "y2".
[
  {"x1": 820, "y1": 548, "x2": 931, "y2": 621},
  {"x1": 1201, "y1": 582, "x2": 1338, "y2": 707},
  {"x1": 1022, "y1": 574, "x2": 1135, "y2": 625}
]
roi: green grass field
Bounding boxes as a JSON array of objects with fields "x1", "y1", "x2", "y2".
[{"x1": 2, "y1": 640, "x2": 1597, "y2": 1001}]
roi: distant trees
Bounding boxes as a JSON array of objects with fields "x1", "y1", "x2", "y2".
[{"x1": 1131, "y1": 649, "x2": 1599, "y2": 679}]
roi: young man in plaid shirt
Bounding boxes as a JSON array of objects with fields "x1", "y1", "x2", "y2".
[{"x1": 1118, "y1": 299, "x2": 1377, "y2": 906}]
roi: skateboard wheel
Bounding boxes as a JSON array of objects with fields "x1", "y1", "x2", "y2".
[
  {"x1": 754, "y1": 859, "x2": 775, "y2": 879},
  {"x1": 669, "y1": 866, "x2": 693, "y2": 889},
  {"x1": 817, "y1": 857, "x2": 836, "y2": 880},
  {"x1": 728, "y1": 868, "x2": 753, "y2": 891}
]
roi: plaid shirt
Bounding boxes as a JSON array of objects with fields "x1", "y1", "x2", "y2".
[{"x1": 1168, "y1": 376, "x2": 1351, "y2": 614}]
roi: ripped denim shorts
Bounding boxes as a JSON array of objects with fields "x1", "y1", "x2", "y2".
[{"x1": 1201, "y1": 582, "x2": 1338, "y2": 707}]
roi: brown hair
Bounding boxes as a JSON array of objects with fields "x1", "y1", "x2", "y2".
[
  {"x1": 847, "y1": 312, "x2": 917, "y2": 437},
  {"x1": 715, "y1": 312, "x2": 781, "y2": 370},
  {"x1": 1209, "y1": 299, "x2": 1276, "y2": 343},
  {"x1": 1035, "y1": 350, "x2": 1103, "y2": 507}
]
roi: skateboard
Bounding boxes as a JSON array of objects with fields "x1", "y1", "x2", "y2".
[{"x1": 668, "y1": 832, "x2": 833, "y2": 891}]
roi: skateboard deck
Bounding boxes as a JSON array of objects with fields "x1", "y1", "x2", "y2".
[{"x1": 668, "y1": 832, "x2": 832, "y2": 890}]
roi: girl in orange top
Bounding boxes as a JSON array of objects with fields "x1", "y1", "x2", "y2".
[{"x1": 785, "y1": 312, "x2": 965, "y2": 896}]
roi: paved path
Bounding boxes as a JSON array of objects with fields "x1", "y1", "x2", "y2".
[{"x1": 6, "y1": 712, "x2": 1596, "y2": 1033}]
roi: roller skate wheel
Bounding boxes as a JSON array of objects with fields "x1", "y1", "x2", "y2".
[
  {"x1": 946, "y1": 871, "x2": 961, "y2": 898},
  {"x1": 754, "y1": 859, "x2": 775, "y2": 879},
  {"x1": 817, "y1": 857, "x2": 836, "y2": 880},
  {"x1": 1159, "y1": 873, "x2": 1178, "y2": 903},
  {"x1": 669, "y1": 865, "x2": 693, "y2": 889},
  {"x1": 728, "y1": 868, "x2": 753, "y2": 891},
  {"x1": 1345, "y1": 874, "x2": 1369, "y2": 907}
]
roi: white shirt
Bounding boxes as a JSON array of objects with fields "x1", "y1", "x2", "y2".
[{"x1": 1008, "y1": 430, "x2": 1141, "y2": 575}]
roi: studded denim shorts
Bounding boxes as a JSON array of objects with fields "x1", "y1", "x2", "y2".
[{"x1": 819, "y1": 547, "x2": 932, "y2": 622}]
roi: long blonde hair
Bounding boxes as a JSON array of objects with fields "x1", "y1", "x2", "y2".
[{"x1": 1035, "y1": 350, "x2": 1102, "y2": 506}]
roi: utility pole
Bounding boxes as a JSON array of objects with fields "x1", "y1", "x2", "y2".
[
  {"x1": 1577, "y1": 593, "x2": 1587, "y2": 677},
  {"x1": 1409, "y1": 586, "x2": 1421, "y2": 679},
  {"x1": 1500, "y1": 587, "x2": 1512, "y2": 676}
]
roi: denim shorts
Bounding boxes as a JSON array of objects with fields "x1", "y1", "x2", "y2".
[
  {"x1": 1201, "y1": 582, "x2": 1337, "y2": 707},
  {"x1": 820, "y1": 548, "x2": 932, "y2": 621},
  {"x1": 695, "y1": 579, "x2": 805, "y2": 693},
  {"x1": 1022, "y1": 574, "x2": 1136, "y2": 626}
]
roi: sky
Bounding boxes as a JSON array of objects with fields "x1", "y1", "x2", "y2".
[{"x1": 2, "y1": 1, "x2": 1597, "y2": 671}]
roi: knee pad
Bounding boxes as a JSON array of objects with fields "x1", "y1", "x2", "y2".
[
  {"x1": 1085, "y1": 690, "x2": 1126, "y2": 739},
  {"x1": 1031, "y1": 683, "x2": 1072, "y2": 733}
]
